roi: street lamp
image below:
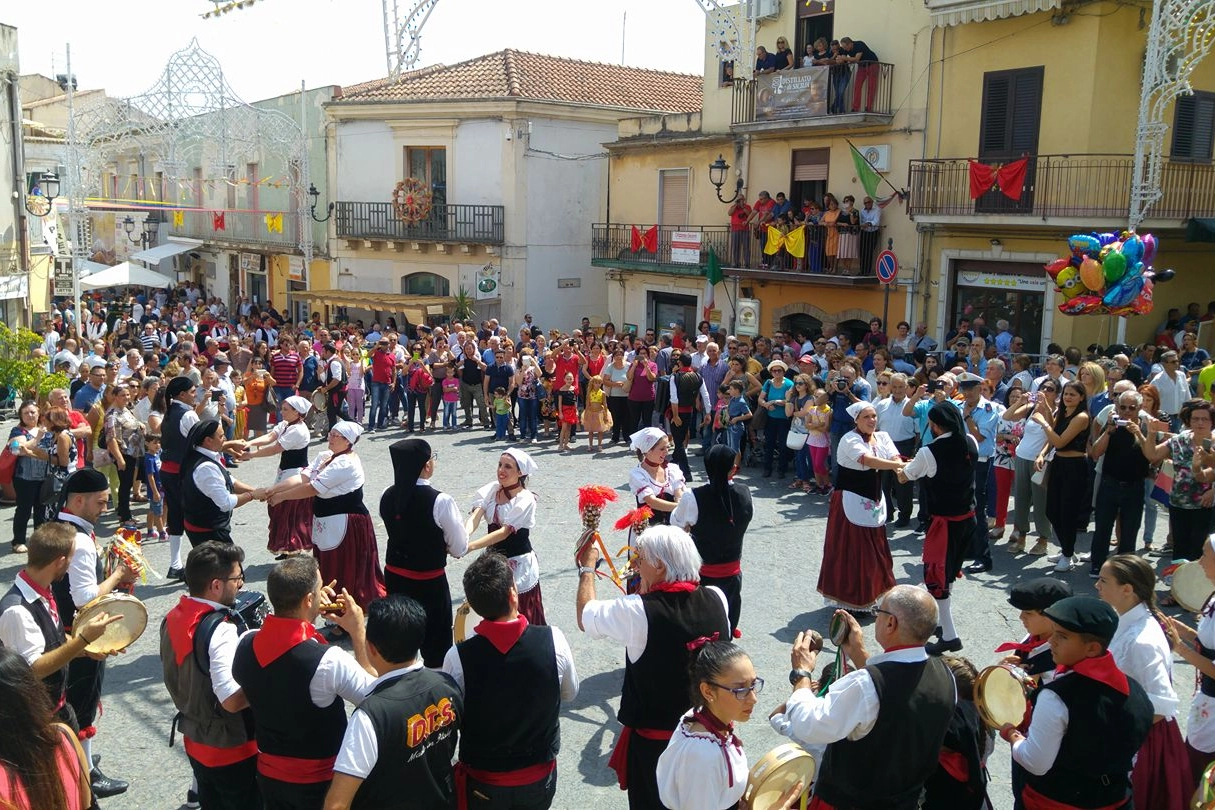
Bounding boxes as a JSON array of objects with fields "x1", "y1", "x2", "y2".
[
  {"x1": 24, "y1": 171, "x2": 61, "y2": 217},
  {"x1": 123, "y1": 212, "x2": 161, "y2": 249},
  {"x1": 708, "y1": 155, "x2": 743, "y2": 204},
  {"x1": 308, "y1": 182, "x2": 333, "y2": 222}
]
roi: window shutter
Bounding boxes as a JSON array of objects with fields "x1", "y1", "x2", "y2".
[
  {"x1": 1174, "y1": 93, "x2": 1215, "y2": 162},
  {"x1": 979, "y1": 68, "x2": 1042, "y2": 159},
  {"x1": 659, "y1": 170, "x2": 689, "y2": 228},
  {"x1": 1009, "y1": 70, "x2": 1043, "y2": 155},
  {"x1": 979, "y1": 75, "x2": 1011, "y2": 157},
  {"x1": 792, "y1": 148, "x2": 830, "y2": 181}
]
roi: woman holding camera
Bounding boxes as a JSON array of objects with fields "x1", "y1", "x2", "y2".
[
  {"x1": 1003, "y1": 381, "x2": 1057, "y2": 555},
  {"x1": 1144, "y1": 398, "x2": 1215, "y2": 568}
]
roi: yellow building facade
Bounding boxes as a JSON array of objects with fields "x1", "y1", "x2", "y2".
[{"x1": 914, "y1": 0, "x2": 1215, "y2": 352}]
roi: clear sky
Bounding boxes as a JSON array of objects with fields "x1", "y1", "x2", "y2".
[{"x1": 4, "y1": 0, "x2": 707, "y2": 103}]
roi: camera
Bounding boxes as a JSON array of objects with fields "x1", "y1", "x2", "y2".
[
  {"x1": 926, "y1": 380, "x2": 939, "y2": 393},
  {"x1": 835, "y1": 378, "x2": 848, "y2": 391},
  {"x1": 1115, "y1": 419, "x2": 1130, "y2": 428},
  {"x1": 210, "y1": 390, "x2": 224, "y2": 402}
]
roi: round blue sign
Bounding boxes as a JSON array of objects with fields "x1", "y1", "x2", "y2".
[{"x1": 876, "y1": 250, "x2": 898, "y2": 284}]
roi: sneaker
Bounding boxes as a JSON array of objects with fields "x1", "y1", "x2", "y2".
[
  {"x1": 1047, "y1": 552, "x2": 1062, "y2": 563},
  {"x1": 1054, "y1": 556, "x2": 1074, "y2": 573},
  {"x1": 185, "y1": 788, "x2": 201, "y2": 809},
  {"x1": 1089, "y1": 567, "x2": 1100, "y2": 579},
  {"x1": 1008, "y1": 538, "x2": 1026, "y2": 554},
  {"x1": 1028, "y1": 539, "x2": 1048, "y2": 556},
  {"x1": 90, "y1": 767, "x2": 129, "y2": 799},
  {"x1": 1076, "y1": 552, "x2": 1091, "y2": 562}
]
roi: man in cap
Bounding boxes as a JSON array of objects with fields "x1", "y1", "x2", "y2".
[
  {"x1": 896, "y1": 401, "x2": 976, "y2": 654},
  {"x1": 1000, "y1": 596, "x2": 1153, "y2": 808},
  {"x1": 180, "y1": 419, "x2": 268, "y2": 546},
  {"x1": 998, "y1": 577, "x2": 1073, "y2": 681},
  {"x1": 771, "y1": 585, "x2": 956, "y2": 810},
  {"x1": 162, "y1": 376, "x2": 213, "y2": 578},
  {"x1": 51, "y1": 468, "x2": 137, "y2": 797},
  {"x1": 954, "y1": 371, "x2": 1002, "y2": 572}
]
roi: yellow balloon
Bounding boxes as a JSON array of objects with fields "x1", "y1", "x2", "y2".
[
  {"x1": 1079, "y1": 257, "x2": 1105, "y2": 292},
  {"x1": 1057, "y1": 266, "x2": 1083, "y2": 300}
]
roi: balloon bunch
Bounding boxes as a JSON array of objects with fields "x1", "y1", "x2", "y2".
[{"x1": 1044, "y1": 231, "x2": 1175, "y2": 317}]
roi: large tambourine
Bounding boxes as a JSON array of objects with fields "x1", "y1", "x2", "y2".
[
  {"x1": 453, "y1": 599, "x2": 484, "y2": 643},
  {"x1": 74, "y1": 593, "x2": 148, "y2": 654},
  {"x1": 974, "y1": 663, "x2": 1032, "y2": 730},
  {"x1": 743, "y1": 743, "x2": 815, "y2": 810},
  {"x1": 1172, "y1": 561, "x2": 1214, "y2": 614}
]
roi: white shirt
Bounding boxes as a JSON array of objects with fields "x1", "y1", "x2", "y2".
[
  {"x1": 669, "y1": 373, "x2": 713, "y2": 415},
  {"x1": 179, "y1": 407, "x2": 201, "y2": 437},
  {"x1": 629, "y1": 465, "x2": 687, "y2": 507},
  {"x1": 771, "y1": 647, "x2": 948, "y2": 745},
  {"x1": 657, "y1": 710, "x2": 748, "y2": 810},
  {"x1": 59, "y1": 512, "x2": 101, "y2": 611},
  {"x1": 1190, "y1": 609, "x2": 1215, "y2": 752},
  {"x1": 441, "y1": 623, "x2": 579, "y2": 701},
  {"x1": 837, "y1": 431, "x2": 898, "y2": 527},
  {"x1": 1011, "y1": 680, "x2": 1070, "y2": 775},
  {"x1": 1108, "y1": 602, "x2": 1178, "y2": 718},
  {"x1": 312, "y1": 643, "x2": 376, "y2": 708},
  {"x1": 473, "y1": 482, "x2": 540, "y2": 591},
  {"x1": 53, "y1": 350, "x2": 82, "y2": 375},
  {"x1": 415, "y1": 479, "x2": 469, "y2": 558},
  {"x1": 0, "y1": 575, "x2": 59, "y2": 664},
  {"x1": 581, "y1": 587, "x2": 731, "y2": 663},
  {"x1": 901, "y1": 431, "x2": 979, "y2": 480},
  {"x1": 874, "y1": 396, "x2": 916, "y2": 442},
  {"x1": 187, "y1": 596, "x2": 242, "y2": 702},
  {"x1": 192, "y1": 447, "x2": 237, "y2": 511},
  {"x1": 670, "y1": 490, "x2": 699, "y2": 528},
  {"x1": 333, "y1": 663, "x2": 437, "y2": 778},
  {"x1": 305, "y1": 451, "x2": 365, "y2": 498},
  {"x1": 1150, "y1": 370, "x2": 1190, "y2": 414}
]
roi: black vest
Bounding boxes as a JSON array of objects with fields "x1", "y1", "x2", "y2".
[
  {"x1": 1025, "y1": 668, "x2": 1154, "y2": 807},
  {"x1": 181, "y1": 455, "x2": 233, "y2": 532},
  {"x1": 381, "y1": 485, "x2": 447, "y2": 571},
  {"x1": 618, "y1": 588, "x2": 730, "y2": 729},
  {"x1": 280, "y1": 446, "x2": 308, "y2": 471},
  {"x1": 231, "y1": 631, "x2": 348, "y2": 762},
  {"x1": 834, "y1": 463, "x2": 881, "y2": 501},
  {"x1": 458, "y1": 625, "x2": 559, "y2": 771},
  {"x1": 313, "y1": 487, "x2": 368, "y2": 518},
  {"x1": 349, "y1": 669, "x2": 462, "y2": 810},
  {"x1": 815, "y1": 656, "x2": 957, "y2": 810},
  {"x1": 1014, "y1": 637, "x2": 1056, "y2": 679},
  {"x1": 49, "y1": 519, "x2": 101, "y2": 628},
  {"x1": 162, "y1": 400, "x2": 190, "y2": 467},
  {"x1": 689, "y1": 484, "x2": 753, "y2": 565},
  {"x1": 674, "y1": 370, "x2": 702, "y2": 409},
  {"x1": 924, "y1": 438, "x2": 975, "y2": 517},
  {"x1": 0, "y1": 583, "x2": 67, "y2": 704}
]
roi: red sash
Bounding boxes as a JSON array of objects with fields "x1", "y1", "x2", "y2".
[
  {"x1": 454, "y1": 760, "x2": 555, "y2": 809},
  {"x1": 700, "y1": 560, "x2": 742, "y2": 578},
  {"x1": 607, "y1": 727, "x2": 674, "y2": 790},
  {"x1": 384, "y1": 564, "x2": 445, "y2": 581},
  {"x1": 1021, "y1": 784, "x2": 1125, "y2": 810},
  {"x1": 257, "y1": 752, "x2": 336, "y2": 784}
]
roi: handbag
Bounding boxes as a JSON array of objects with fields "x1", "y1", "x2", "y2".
[
  {"x1": 39, "y1": 466, "x2": 70, "y2": 506},
  {"x1": 0, "y1": 445, "x2": 16, "y2": 486},
  {"x1": 786, "y1": 429, "x2": 809, "y2": 451},
  {"x1": 264, "y1": 383, "x2": 279, "y2": 410}
]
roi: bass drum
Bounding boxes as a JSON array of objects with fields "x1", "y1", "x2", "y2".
[
  {"x1": 74, "y1": 593, "x2": 148, "y2": 654},
  {"x1": 453, "y1": 600, "x2": 484, "y2": 643}
]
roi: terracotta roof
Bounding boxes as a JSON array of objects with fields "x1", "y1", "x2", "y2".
[{"x1": 336, "y1": 49, "x2": 702, "y2": 113}]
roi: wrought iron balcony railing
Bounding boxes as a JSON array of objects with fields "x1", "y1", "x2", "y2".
[{"x1": 335, "y1": 202, "x2": 505, "y2": 245}]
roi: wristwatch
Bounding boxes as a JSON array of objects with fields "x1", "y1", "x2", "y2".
[
  {"x1": 577, "y1": 566, "x2": 596, "y2": 576},
  {"x1": 789, "y1": 668, "x2": 814, "y2": 686}
]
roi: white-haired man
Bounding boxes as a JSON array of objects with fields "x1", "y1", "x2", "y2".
[{"x1": 576, "y1": 526, "x2": 729, "y2": 810}]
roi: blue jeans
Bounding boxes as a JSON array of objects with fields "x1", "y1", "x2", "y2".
[
  {"x1": 494, "y1": 412, "x2": 510, "y2": 439},
  {"x1": 795, "y1": 443, "x2": 812, "y2": 481},
  {"x1": 518, "y1": 397, "x2": 539, "y2": 440},
  {"x1": 272, "y1": 386, "x2": 295, "y2": 416},
  {"x1": 389, "y1": 376, "x2": 408, "y2": 421},
  {"x1": 443, "y1": 400, "x2": 457, "y2": 429},
  {"x1": 367, "y1": 380, "x2": 390, "y2": 429},
  {"x1": 764, "y1": 417, "x2": 791, "y2": 475}
]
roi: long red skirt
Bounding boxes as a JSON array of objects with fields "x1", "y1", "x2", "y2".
[
  {"x1": 313, "y1": 513, "x2": 386, "y2": 610},
  {"x1": 267, "y1": 498, "x2": 313, "y2": 553},
  {"x1": 517, "y1": 583, "x2": 547, "y2": 627},
  {"x1": 816, "y1": 491, "x2": 896, "y2": 610},
  {"x1": 1133, "y1": 718, "x2": 1190, "y2": 810}
]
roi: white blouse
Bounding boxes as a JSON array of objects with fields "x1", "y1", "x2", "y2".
[
  {"x1": 629, "y1": 464, "x2": 687, "y2": 504},
  {"x1": 473, "y1": 482, "x2": 539, "y2": 593},
  {"x1": 657, "y1": 711, "x2": 748, "y2": 810},
  {"x1": 1189, "y1": 607, "x2": 1215, "y2": 752},
  {"x1": 837, "y1": 431, "x2": 898, "y2": 527},
  {"x1": 305, "y1": 451, "x2": 365, "y2": 499},
  {"x1": 1108, "y1": 602, "x2": 1178, "y2": 718}
]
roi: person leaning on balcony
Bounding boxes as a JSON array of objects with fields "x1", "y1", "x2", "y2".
[
  {"x1": 751, "y1": 192, "x2": 777, "y2": 269},
  {"x1": 755, "y1": 46, "x2": 777, "y2": 74},
  {"x1": 773, "y1": 36, "x2": 795, "y2": 70},
  {"x1": 728, "y1": 196, "x2": 753, "y2": 268},
  {"x1": 839, "y1": 36, "x2": 881, "y2": 113}
]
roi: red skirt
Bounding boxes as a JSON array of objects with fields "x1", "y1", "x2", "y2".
[
  {"x1": 1133, "y1": 718, "x2": 1190, "y2": 810},
  {"x1": 313, "y1": 513, "x2": 386, "y2": 609},
  {"x1": 517, "y1": 582, "x2": 547, "y2": 626},
  {"x1": 816, "y1": 491, "x2": 896, "y2": 610},
  {"x1": 560, "y1": 405, "x2": 578, "y2": 426},
  {"x1": 267, "y1": 497, "x2": 313, "y2": 553}
]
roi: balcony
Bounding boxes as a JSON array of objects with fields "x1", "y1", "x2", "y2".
[
  {"x1": 730, "y1": 64, "x2": 895, "y2": 133},
  {"x1": 335, "y1": 202, "x2": 505, "y2": 247},
  {"x1": 908, "y1": 154, "x2": 1215, "y2": 225},
  {"x1": 166, "y1": 209, "x2": 298, "y2": 248},
  {"x1": 592, "y1": 223, "x2": 885, "y2": 285}
]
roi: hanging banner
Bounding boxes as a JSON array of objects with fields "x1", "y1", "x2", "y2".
[{"x1": 755, "y1": 66, "x2": 829, "y2": 121}]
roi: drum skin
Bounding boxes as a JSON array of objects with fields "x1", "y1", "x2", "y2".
[
  {"x1": 453, "y1": 600, "x2": 484, "y2": 643},
  {"x1": 975, "y1": 664, "x2": 1031, "y2": 729},
  {"x1": 744, "y1": 743, "x2": 815, "y2": 808},
  {"x1": 1172, "y1": 561, "x2": 1214, "y2": 614},
  {"x1": 75, "y1": 593, "x2": 148, "y2": 654}
]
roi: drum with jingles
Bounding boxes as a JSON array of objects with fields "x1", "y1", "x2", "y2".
[
  {"x1": 453, "y1": 600, "x2": 484, "y2": 643},
  {"x1": 1172, "y1": 561, "x2": 1214, "y2": 614},
  {"x1": 743, "y1": 743, "x2": 815, "y2": 810},
  {"x1": 974, "y1": 663, "x2": 1033, "y2": 729},
  {"x1": 73, "y1": 593, "x2": 148, "y2": 654}
]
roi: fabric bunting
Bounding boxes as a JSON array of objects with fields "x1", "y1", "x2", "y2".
[
  {"x1": 968, "y1": 158, "x2": 1029, "y2": 201},
  {"x1": 172, "y1": 210, "x2": 184, "y2": 227},
  {"x1": 212, "y1": 211, "x2": 226, "y2": 231},
  {"x1": 264, "y1": 213, "x2": 283, "y2": 234},
  {"x1": 630, "y1": 225, "x2": 658, "y2": 253},
  {"x1": 763, "y1": 225, "x2": 806, "y2": 259}
]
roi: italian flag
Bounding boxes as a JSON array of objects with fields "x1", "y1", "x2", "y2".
[{"x1": 704, "y1": 247, "x2": 722, "y2": 321}]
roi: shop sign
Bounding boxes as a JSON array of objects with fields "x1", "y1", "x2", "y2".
[
  {"x1": 956, "y1": 270, "x2": 1047, "y2": 292},
  {"x1": 671, "y1": 231, "x2": 702, "y2": 264},
  {"x1": 288, "y1": 256, "x2": 305, "y2": 282}
]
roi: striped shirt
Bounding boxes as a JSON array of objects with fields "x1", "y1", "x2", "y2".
[
  {"x1": 140, "y1": 333, "x2": 159, "y2": 353},
  {"x1": 270, "y1": 351, "x2": 302, "y2": 387}
]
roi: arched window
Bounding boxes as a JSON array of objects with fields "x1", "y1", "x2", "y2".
[{"x1": 401, "y1": 272, "x2": 450, "y2": 296}]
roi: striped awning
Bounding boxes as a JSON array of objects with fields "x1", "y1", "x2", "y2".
[{"x1": 928, "y1": 0, "x2": 1061, "y2": 26}]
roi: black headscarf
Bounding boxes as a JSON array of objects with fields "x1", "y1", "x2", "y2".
[
  {"x1": 385, "y1": 438, "x2": 431, "y2": 519},
  {"x1": 928, "y1": 401, "x2": 971, "y2": 458},
  {"x1": 703, "y1": 444, "x2": 740, "y2": 525},
  {"x1": 181, "y1": 418, "x2": 222, "y2": 479}
]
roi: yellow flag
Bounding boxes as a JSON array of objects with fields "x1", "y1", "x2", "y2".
[
  {"x1": 764, "y1": 225, "x2": 784, "y2": 256},
  {"x1": 172, "y1": 210, "x2": 184, "y2": 228},
  {"x1": 264, "y1": 213, "x2": 283, "y2": 233},
  {"x1": 784, "y1": 225, "x2": 806, "y2": 259}
]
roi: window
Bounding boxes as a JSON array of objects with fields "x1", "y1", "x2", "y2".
[
  {"x1": 1171, "y1": 92, "x2": 1215, "y2": 162},
  {"x1": 404, "y1": 147, "x2": 447, "y2": 210},
  {"x1": 401, "y1": 272, "x2": 450, "y2": 297},
  {"x1": 791, "y1": 148, "x2": 829, "y2": 211},
  {"x1": 978, "y1": 67, "x2": 1043, "y2": 159},
  {"x1": 658, "y1": 169, "x2": 689, "y2": 229},
  {"x1": 795, "y1": 3, "x2": 834, "y2": 70}
]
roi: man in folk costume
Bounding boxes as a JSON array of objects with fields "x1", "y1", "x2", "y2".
[
  {"x1": 444, "y1": 553, "x2": 579, "y2": 808},
  {"x1": 769, "y1": 586, "x2": 957, "y2": 810},
  {"x1": 160, "y1": 542, "x2": 260, "y2": 810},
  {"x1": 179, "y1": 419, "x2": 267, "y2": 546},
  {"x1": 380, "y1": 437, "x2": 469, "y2": 668},
  {"x1": 231, "y1": 556, "x2": 376, "y2": 808},
  {"x1": 161, "y1": 376, "x2": 209, "y2": 579},
  {"x1": 577, "y1": 525, "x2": 730, "y2": 809},
  {"x1": 325, "y1": 595, "x2": 463, "y2": 810},
  {"x1": 897, "y1": 401, "x2": 977, "y2": 655},
  {"x1": 667, "y1": 354, "x2": 712, "y2": 481},
  {"x1": 50, "y1": 467, "x2": 137, "y2": 798}
]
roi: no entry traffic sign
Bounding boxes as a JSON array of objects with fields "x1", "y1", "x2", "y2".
[{"x1": 875, "y1": 249, "x2": 898, "y2": 285}]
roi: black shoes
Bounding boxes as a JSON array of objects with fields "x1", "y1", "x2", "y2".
[
  {"x1": 90, "y1": 766, "x2": 129, "y2": 798},
  {"x1": 166, "y1": 566, "x2": 185, "y2": 582},
  {"x1": 893, "y1": 517, "x2": 911, "y2": 529},
  {"x1": 966, "y1": 561, "x2": 993, "y2": 573},
  {"x1": 925, "y1": 637, "x2": 963, "y2": 656}
]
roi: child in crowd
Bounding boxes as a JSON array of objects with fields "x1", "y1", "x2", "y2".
[
  {"x1": 557, "y1": 372, "x2": 579, "y2": 451},
  {"x1": 921, "y1": 655, "x2": 989, "y2": 810},
  {"x1": 492, "y1": 386, "x2": 511, "y2": 440},
  {"x1": 441, "y1": 373, "x2": 460, "y2": 430},
  {"x1": 806, "y1": 388, "x2": 832, "y2": 495},
  {"x1": 143, "y1": 434, "x2": 166, "y2": 541},
  {"x1": 345, "y1": 344, "x2": 364, "y2": 425},
  {"x1": 581, "y1": 375, "x2": 611, "y2": 452},
  {"x1": 539, "y1": 376, "x2": 558, "y2": 440},
  {"x1": 724, "y1": 380, "x2": 752, "y2": 469},
  {"x1": 711, "y1": 383, "x2": 732, "y2": 447}
]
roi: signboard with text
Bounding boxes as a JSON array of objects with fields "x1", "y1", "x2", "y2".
[
  {"x1": 671, "y1": 231, "x2": 702, "y2": 264},
  {"x1": 755, "y1": 66, "x2": 828, "y2": 121},
  {"x1": 956, "y1": 270, "x2": 1047, "y2": 292}
]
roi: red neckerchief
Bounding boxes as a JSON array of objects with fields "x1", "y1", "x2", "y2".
[
  {"x1": 995, "y1": 634, "x2": 1048, "y2": 655},
  {"x1": 474, "y1": 614, "x2": 529, "y2": 654},
  {"x1": 252, "y1": 614, "x2": 327, "y2": 667},
  {"x1": 648, "y1": 581, "x2": 698, "y2": 594},
  {"x1": 164, "y1": 596, "x2": 216, "y2": 664},
  {"x1": 18, "y1": 571, "x2": 59, "y2": 627},
  {"x1": 642, "y1": 457, "x2": 669, "y2": 471},
  {"x1": 1056, "y1": 651, "x2": 1129, "y2": 695},
  {"x1": 689, "y1": 708, "x2": 743, "y2": 787}
]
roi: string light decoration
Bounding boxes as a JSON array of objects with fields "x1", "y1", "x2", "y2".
[{"x1": 392, "y1": 178, "x2": 433, "y2": 225}]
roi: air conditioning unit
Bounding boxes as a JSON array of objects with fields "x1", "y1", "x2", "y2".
[
  {"x1": 859, "y1": 144, "x2": 891, "y2": 173},
  {"x1": 745, "y1": 0, "x2": 780, "y2": 21},
  {"x1": 737, "y1": 298, "x2": 761, "y2": 337}
]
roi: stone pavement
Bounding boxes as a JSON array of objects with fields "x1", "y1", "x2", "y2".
[{"x1": 0, "y1": 421, "x2": 1194, "y2": 809}]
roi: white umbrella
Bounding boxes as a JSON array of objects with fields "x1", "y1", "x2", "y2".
[{"x1": 78, "y1": 261, "x2": 174, "y2": 290}]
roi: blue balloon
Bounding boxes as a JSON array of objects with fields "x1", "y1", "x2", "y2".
[
  {"x1": 1068, "y1": 234, "x2": 1100, "y2": 254},
  {"x1": 1103, "y1": 274, "x2": 1143, "y2": 308},
  {"x1": 1127, "y1": 261, "x2": 1145, "y2": 278},
  {"x1": 1122, "y1": 235, "x2": 1144, "y2": 265},
  {"x1": 1094, "y1": 232, "x2": 1119, "y2": 247}
]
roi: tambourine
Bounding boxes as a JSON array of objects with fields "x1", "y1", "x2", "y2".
[
  {"x1": 1172, "y1": 561, "x2": 1214, "y2": 614},
  {"x1": 829, "y1": 613, "x2": 848, "y2": 646},
  {"x1": 74, "y1": 593, "x2": 148, "y2": 654},
  {"x1": 743, "y1": 744, "x2": 815, "y2": 810},
  {"x1": 974, "y1": 663, "x2": 1032, "y2": 729},
  {"x1": 454, "y1": 600, "x2": 484, "y2": 643}
]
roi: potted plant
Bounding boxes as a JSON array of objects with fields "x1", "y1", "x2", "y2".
[{"x1": 451, "y1": 285, "x2": 477, "y2": 322}]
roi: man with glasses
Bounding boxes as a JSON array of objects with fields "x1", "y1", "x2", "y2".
[
  {"x1": 772, "y1": 585, "x2": 956, "y2": 807},
  {"x1": 160, "y1": 542, "x2": 260, "y2": 810},
  {"x1": 1149, "y1": 350, "x2": 1190, "y2": 432},
  {"x1": 72, "y1": 364, "x2": 107, "y2": 412}
]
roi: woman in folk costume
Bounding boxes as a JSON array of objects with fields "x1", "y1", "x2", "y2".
[
  {"x1": 466, "y1": 448, "x2": 546, "y2": 625},
  {"x1": 241, "y1": 395, "x2": 314, "y2": 556},
  {"x1": 380, "y1": 437, "x2": 469, "y2": 667},
  {"x1": 816, "y1": 400, "x2": 901, "y2": 610},
  {"x1": 627, "y1": 427, "x2": 686, "y2": 595},
  {"x1": 267, "y1": 420, "x2": 385, "y2": 616}
]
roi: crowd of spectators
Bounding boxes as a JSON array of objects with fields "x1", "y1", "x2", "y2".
[
  {"x1": 754, "y1": 35, "x2": 882, "y2": 113},
  {"x1": 727, "y1": 189, "x2": 881, "y2": 274}
]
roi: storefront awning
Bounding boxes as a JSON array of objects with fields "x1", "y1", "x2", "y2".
[
  {"x1": 0, "y1": 275, "x2": 28, "y2": 301},
  {"x1": 928, "y1": 0, "x2": 1061, "y2": 26},
  {"x1": 129, "y1": 241, "x2": 196, "y2": 264},
  {"x1": 290, "y1": 290, "x2": 457, "y2": 324},
  {"x1": 1186, "y1": 218, "x2": 1215, "y2": 243}
]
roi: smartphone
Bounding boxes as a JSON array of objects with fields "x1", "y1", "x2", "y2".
[
  {"x1": 926, "y1": 380, "x2": 939, "y2": 393},
  {"x1": 1205, "y1": 438, "x2": 1213, "y2": 453},
  {"x1": 211, "y1": 390, "x2": 224, "y2": 402}
]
